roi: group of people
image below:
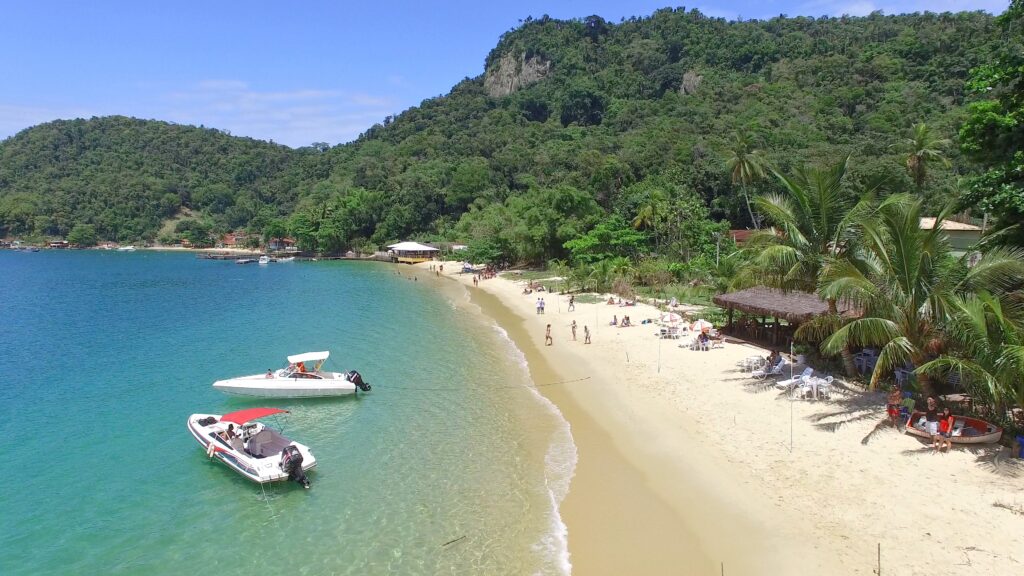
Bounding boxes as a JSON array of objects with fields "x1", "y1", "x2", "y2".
[
  {"x1": 605, "y1": 296, "x2": 636, "y2": 306},
  {"x1": 609, "y1": 314, "x2": 634, "y2": 327},
  {"x1": 535, "y1": 297, "x2": 547, "y2": 314},
  {"x1": 886, "y1": 388, "x2": 957, "y2": 452},
  {"x1": 547, "y1": 321, "x2": 590, "y2": 345}
]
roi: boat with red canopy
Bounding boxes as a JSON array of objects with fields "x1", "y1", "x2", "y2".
[{"x1": 187, "y1": 407, "x2": 316, "y2": 487}]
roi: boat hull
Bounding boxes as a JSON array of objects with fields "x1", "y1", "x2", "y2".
[
  {"x1": 213, "y1": 372, "x2": 357, "y2": 397},
  {"x1": 187, "y1": 414, "x2": 316, "y2": 484},
  {"x1": 905, "y1": 411, "x2": 1002, "y2": 444}
]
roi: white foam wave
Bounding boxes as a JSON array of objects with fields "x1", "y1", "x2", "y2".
[{"x1": 488, "y1": 321, "x2": 577, "y2": 575}]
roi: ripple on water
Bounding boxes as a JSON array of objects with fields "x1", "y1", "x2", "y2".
[{"x1": 0, "y1": 252, "x2": 573, "y2": 575}]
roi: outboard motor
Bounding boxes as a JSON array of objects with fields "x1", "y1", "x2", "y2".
[
  {"x1": 280, "y1": 445, "x2": 310, "y2": 489},
  {"x1": 348, "y1": 370, "x2": 371, "y2": 392}
]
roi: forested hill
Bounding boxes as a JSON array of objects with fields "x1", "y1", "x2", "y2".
[
  {"x1": 0, "y1": 9, "x2": 1004, "y2": 257},
  {"x1": 0, "y1": 116, "x2": 324, "y2": 241}
]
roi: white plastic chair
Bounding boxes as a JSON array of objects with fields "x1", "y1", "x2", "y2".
[
  {"x1": 817, "y1": 376, "x2": 834, "y2": 400},
  {"x1": 752, "y1": 360, "x2": 786, "y2": 379},
  {"x1": 775, "y1": 367, "x2": 813, "y2": 390}
]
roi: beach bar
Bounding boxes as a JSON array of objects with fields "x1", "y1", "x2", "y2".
[
  {"x1": 387, "y1": 241, "x2": 439, "y2": 264},
  {"x1": 713, "y1": 286, "x2": 854, "y2": 344}
]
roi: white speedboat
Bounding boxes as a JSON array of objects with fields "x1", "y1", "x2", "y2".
[
  {"x1": 212, "y1": 351, "x2": 371, "y2": 397},
  {"x1": 187, "y1": 408, "x2": 315, "y2": 487},
  {"x1": 117, "y1": 245, "x2": 136, "y2": 252},
  {"x1": 258, "y1": 255, "x2": 270, "y2": 265}
]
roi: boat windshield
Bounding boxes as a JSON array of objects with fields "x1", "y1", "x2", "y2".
[{"x1": 282, "y1": 359, "x2": 326, "y2": 378}]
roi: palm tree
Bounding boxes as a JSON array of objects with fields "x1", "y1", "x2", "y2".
[
  {"x1": 895, "y1": 123, "x2": 951, "y2": 190},
  {"x1": 819, "y1": 194, "x2": 1024, "y2": 393},
  {"x1": 631, "y1": 188, "x2": 666, "y2": 252},
  {"x1": 917, "y1": 291, "x2": 1024, "y2": 412},
  {"x1": 741, "y1": 156, "x2": 876, "y2": 376},
  {"x1": 724, "y1": 130, "x2": 767, "y2": 229}
]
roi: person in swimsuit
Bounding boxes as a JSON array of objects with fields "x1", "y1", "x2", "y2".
[
  {"x1": 938, "y1": 406, "x2": 955, "y2": 451},
  {"x1": 545, "y1": 324, "x2": 553, "y2": 346},
  {"x1": 886, "y1": 385, "x2": 902, "y2": 428}
]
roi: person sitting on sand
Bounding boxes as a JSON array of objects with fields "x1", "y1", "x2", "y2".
[
  {"x1": 610, "y1": 315, "x2": 617, "y2": 326},
  {"x1": 621, "y1": 316, "x2": 632, "y2": 327},
  {"x1": 607, "y1": 296, "x2": 616, "y2": 305}
]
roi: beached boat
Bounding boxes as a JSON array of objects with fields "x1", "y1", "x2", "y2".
[
  {"x1": 187, "y1": 407, "x2": 315, "y2": 487},
  {"x1": 212, "y1": 351, "x2": 371, "y2": 397},
  {"x1": 905, "y1": 411, "x2": 1002, "y2": 444},
  {"x1": 258, "y1": 255, "x2": 270, "y2": 265}
]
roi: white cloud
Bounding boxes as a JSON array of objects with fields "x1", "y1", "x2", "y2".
[{"x1": 165, "y1": 82, "x2": 396, "y2": 146}]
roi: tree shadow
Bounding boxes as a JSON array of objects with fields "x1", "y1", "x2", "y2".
[{"x1": 899, "y1": 435, "x2": 1022, "y2": 478}]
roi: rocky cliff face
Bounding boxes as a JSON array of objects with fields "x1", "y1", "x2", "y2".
[{"x1": 483, "y1": 52, "x2": 552, "y2": 97}]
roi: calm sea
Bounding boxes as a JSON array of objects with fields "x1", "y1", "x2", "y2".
[{"x1": 0, "y1": 251, "x2": 574, "y2": 575}]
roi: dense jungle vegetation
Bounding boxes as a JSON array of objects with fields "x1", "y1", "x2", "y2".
[{"x1": 0, "y1": 8, "x2": 1018, "y2": 263}]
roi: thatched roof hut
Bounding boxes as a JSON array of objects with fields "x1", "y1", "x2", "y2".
[{"x1": 713, "y1": 286, "x2": 853, "y2": 324}]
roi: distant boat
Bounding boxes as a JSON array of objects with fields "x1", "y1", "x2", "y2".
[
  {"x1": 213, "y1": 351, "x2": 371, "y2": 398},
  {"x1": 258, "y1": 255, "x2": 271, "y2": 265},
  {"x1": 277, "y1": 256, "x2": 296, "y2": 262},
  {"x1": 906, "y1": 411, "x2": 1002, "y2": 444},
  {"x1": 117, "y1": 245, "x2": 136, "y2": 252},
  {"x1": 236, "y1": 258, "x2": 256, "y2": 264}
]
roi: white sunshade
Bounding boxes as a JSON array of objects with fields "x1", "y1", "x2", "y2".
[
  {"x1": 387, "y1": 241, "x2": 439, "y2": 252},
  {"x1": 287, "y1": 351, "x2": 330, "y2": 364}
]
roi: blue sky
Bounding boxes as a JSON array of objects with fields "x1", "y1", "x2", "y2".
[{"x1": 0, "y1": 0, "x2": 1010, "y2": 147}]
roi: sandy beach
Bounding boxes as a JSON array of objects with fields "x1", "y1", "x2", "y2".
[{"x1": 416, "y1": 262, "x2": 1024, "y2": 575}]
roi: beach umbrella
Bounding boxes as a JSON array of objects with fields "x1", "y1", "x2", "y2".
[
  {"x1": 691, "y1": 319, "x2": 713, "y2": 332},
  {"x1": 660, "y1": 312, "x2": 683, "y2": 324}
]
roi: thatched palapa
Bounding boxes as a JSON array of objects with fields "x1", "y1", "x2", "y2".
[{"x1": 713, "y1": 286, "x2": 851, "y2": 323}]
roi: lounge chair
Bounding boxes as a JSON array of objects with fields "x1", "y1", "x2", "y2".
[
  {"x1": 775, "y1": 367, "x2": 813, "y2": 390},
  {"x1": 752, "y1": 359, "x2": 786, "y2": 379}
]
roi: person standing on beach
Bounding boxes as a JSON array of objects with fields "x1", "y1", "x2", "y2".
[
  {"x1": 545, "y1": 324, "x2": 553, "y2": 346},
  {"x1": 571, "y1": 320, "x2": 577, "y2": 341},
  {"x1": 568, "y1": 295, "x2": 575, "y2": 311},
  {"x1": 925, "y1": 397, "x2": 941, "y2": 451},
  {"x1": 583, "y1": 325, "x2": 591, "y2": 344},
  {"x1": 536, "y1": 298, "x2": 542, "y2": 315}
]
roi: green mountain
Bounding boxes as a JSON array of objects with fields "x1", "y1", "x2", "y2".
[{"x1": 0, "y1": 9, "x2": 1004, "y2": 257}]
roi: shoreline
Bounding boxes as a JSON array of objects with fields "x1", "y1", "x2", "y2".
[{"x1": 419, "y1": 261, "x2": 1024, "y2": 575}]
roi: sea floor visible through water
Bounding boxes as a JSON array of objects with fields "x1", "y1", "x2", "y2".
[{"x1": 0, "y1": 251, "x2": 574, "y2": 575}]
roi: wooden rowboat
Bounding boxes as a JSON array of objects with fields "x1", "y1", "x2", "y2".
[{"x1": 905, "y1": 411, "x2": 1002, "y2": 444}]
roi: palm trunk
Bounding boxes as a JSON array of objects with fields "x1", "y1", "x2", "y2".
[
  {"x1": 743, "y1": 185, "x2": 759, "y2": 230},
  {"x1": 828, "y1": 298, "x2": 858, "y2": 379}
]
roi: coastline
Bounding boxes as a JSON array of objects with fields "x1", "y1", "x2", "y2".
[{"x1": 419, "y1": 262, "x2": 1024, "y2": 575}]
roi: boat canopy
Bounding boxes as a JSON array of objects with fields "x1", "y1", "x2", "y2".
[
  {"x1": 220, "y1": 407, "x2": 288, "y2": 424},
  {"x1": 287, "y1": 351, "x2": 330, "y2": 364}
]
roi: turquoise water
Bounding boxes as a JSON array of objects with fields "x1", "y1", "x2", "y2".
[{"x1": 0, "y1": 251, "x2": 573, "y2": 575}]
